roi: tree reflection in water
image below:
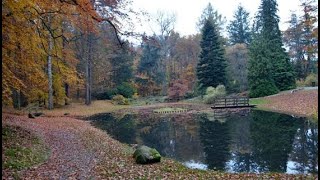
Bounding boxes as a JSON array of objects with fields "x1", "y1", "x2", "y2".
[
  {"x1": 198, "y1": 113, "x2": 231, "y2": 170},
  {"x1": 88, "y1": 110, "x2": 318, "y2": 174},
  {"x1": 289, "y1": 118, "x2": 318, "y2": 174}
]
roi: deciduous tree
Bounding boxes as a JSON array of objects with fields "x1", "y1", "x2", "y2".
[
  {"x1": 225, "y1": 44, "x2": 249, "y2": 93},
  {"x1": 299, "y1": 0, "x2": 318, "y2": 75},
  {"x1": 283, "y1": 12, "x2": 305, "y2": 79}
]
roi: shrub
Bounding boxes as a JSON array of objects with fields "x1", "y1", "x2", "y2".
[
  {"x1": 296, "y1": 79, "x2": 305, "y2": 87},
  {"x1": 112, "y1": 95, "x2": 129, "y2": 105},
  {"x1": 296, "y1": 73, "x2": 318, "y2": 87},
  {"x1": 203, "y1": 85, "x2": 226, "y2": 104},
  {"x1": 184, "y1": 91, "x2": 195, "y2": 99},
  {"x1": 116, "y1": 82, "x2": 137, "y2": 98},
  {"x1": 93, "y1": 88, "x2": 118, "y2": 100},
  {"x1": 167, "y1": 79, "x2": 188, "y2": 101},
  {"x1": 305, "y1": 73, "x2": 318, "y2": 86},
  {"x1": 132, "y1": 92, "x2": 139, "y2": 100}
]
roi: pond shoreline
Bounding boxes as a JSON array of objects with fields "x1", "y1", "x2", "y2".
[
  {"x1": 87, "y1": 109, "x2": 318, "y2": 175},
  {"x1": 2, "y1": 89, "x2": 318, "y2": 178},
  {"x1": 2, "y1": 111, "x2": 318, "y2": 179}
]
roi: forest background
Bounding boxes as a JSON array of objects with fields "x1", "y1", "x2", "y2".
[{"x1": 2, "y1": 0, "x2": 318, "y2": 109}]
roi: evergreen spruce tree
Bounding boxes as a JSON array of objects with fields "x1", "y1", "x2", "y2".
[
  {"x1": 248, "y1": 0, "x2": 296, "y2": 97},
  {"x1": 197, "y1": 3, "x2": 227, "y2": 34},
  {"x1": 137, "y1": 35, "x2": 162, "y2": 83},
  {"x1": 110, "y1": 43, "x2": 134, "y2": 85},
  {"x1": 248, "y1": 35, "x2": 279, "y2": 97},
  {"x1": 197, "y1": 19, "x2": 227, "y2": 93},
  {"x1": 227, "y1": 4, "x2": 252, "y2": 45}
]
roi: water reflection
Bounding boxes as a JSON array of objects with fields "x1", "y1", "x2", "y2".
[
  {"x1": 199, "y1": 113, "x2": 231, "y2": 170},
  {"x1": 249, "y1": 111, "x2": 301, "y2": 173},
  {"x1": 88, "y1": 110, "x2": 318, "y2": 174},
  {"x1": 289, "y1": 119, "x2": 318, "y2": 174}
]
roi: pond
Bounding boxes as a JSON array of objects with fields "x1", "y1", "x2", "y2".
[{"x1": 87, "y1": 109, "x2": 318, "y2": 175}]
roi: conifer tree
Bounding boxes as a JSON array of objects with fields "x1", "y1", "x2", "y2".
[
  {"x1": 227, "y1": 4, "x2": 252, "y2": 45},
  {"x1": 248, "y1": 35, "x2": 279, "y2": 97},
  {"x1": 197, "y1": 19, "x2": 227, "y2": 93},
  {"x1": 110, "y1": 42, "x2": 134, "y2": 86},
  {"x1": 248, "y1": 0, "x2": 296, "y2": 97},
  {"x1": 197, "y1": 3, "x2": 227, "y2": 34},
  {"x1": 137, "y1": 35, "x2": 162, "y2": 83}
]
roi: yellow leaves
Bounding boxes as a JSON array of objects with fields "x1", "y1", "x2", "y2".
[
  {"x1": 28, "y1": 88, "x2": 48, "y2": 104},
  {"x1": 62, "y1": 48, "x2": 78, "y2": 66},
  {"x1": 53, "y1": 74, "x2": 67, "y2": 106},
  {"x1": 3, "y1": 0, "x2": 49, "y2": 100},
  {"x1": 2, "y1": 61, "x2": 26, "y2": 90},
  {"x1": 3, "y1": 0, "x2": 124, "y2": 106},
  {"x1": 52, "y1": 58, "x2": 79, "y2": 86}
]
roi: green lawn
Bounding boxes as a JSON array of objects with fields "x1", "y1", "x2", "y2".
[{"x1": 249, "y1": 98, "x2": 269, "y2": 105}]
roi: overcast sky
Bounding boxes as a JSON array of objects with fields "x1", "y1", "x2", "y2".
[{"x1": 129, "y1": 0, "x2": 305, "y2": 37}]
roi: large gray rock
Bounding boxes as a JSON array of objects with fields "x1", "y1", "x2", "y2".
[{"x1": 133, "y1": 145, "x2": 161, "y2": 164}]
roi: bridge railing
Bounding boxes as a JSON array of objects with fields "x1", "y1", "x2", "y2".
[{"x1": 212, "y1": 97, "x2": 250, "y2": 108}]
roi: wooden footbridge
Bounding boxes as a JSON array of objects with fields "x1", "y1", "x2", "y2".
[{"x1": 211, "y1": 97, "x2": 256, "y2": 109}]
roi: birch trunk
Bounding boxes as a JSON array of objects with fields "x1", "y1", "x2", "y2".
[{"x1": 47, "y1": 16, "x2": 54, "y2": 110}]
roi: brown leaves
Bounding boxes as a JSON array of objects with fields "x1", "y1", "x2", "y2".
[
  {"x1": 2, "y1": 113, "x2": 318, "y2": 179},
  {"x1": 258, "y1": 89, "x2": 318, "y2": 117},
  {"x1": 168, "y1": 79, "x2": 189, "y2": 101},
  {"x1": 2, "y1": 114, "x2": 98, "y2": 179}
]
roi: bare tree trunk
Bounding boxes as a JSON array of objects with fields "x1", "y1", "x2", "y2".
[
  {"x1": 47, "y1": 16, "x2": 54, "y2": 110},
  {"x1": 64, "y1": 83, "x2": 69, "y2": 97},
  {"x1": 17, "y1": 90, "x2": 21, "y2": 110},
  {"x1": 76, "y1": 87, "x2": 80, "y2": 100},
  {"x1": 89, "y1": 38, "x2": 92, "y2": 104},
  {"x1": 85, "y1": 33, "x2": 92, "y2": 105}
]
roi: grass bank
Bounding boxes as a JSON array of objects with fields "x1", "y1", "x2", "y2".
[{"x1": 2, "y1": 124, "x2": 50, "y2": 178}]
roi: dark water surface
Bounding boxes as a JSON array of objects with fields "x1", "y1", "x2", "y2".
[{"x1": 88, "y1": 109, "x2": 318, "y2": 174}]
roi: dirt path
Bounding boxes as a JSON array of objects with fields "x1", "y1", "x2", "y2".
[{"x1": 2, "y1": 114, "x2": 98, "y2": 179}]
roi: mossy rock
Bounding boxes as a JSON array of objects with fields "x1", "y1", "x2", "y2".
[{"x1": 133, "y1": 145, "x2": 161, "y2": 164}]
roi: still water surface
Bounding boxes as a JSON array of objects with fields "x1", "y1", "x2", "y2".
[{"x1": 88, "y1": 109, "x2": 318, "y2": 174}]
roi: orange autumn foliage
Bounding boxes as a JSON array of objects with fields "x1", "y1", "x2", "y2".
[{"x1": 2, "y1": 0, "x2": 124, "y2": 106}]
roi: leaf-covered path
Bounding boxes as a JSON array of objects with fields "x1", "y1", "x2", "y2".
[{"x1": 2, "y1": 114, "x2": 97, "y2": 179}]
